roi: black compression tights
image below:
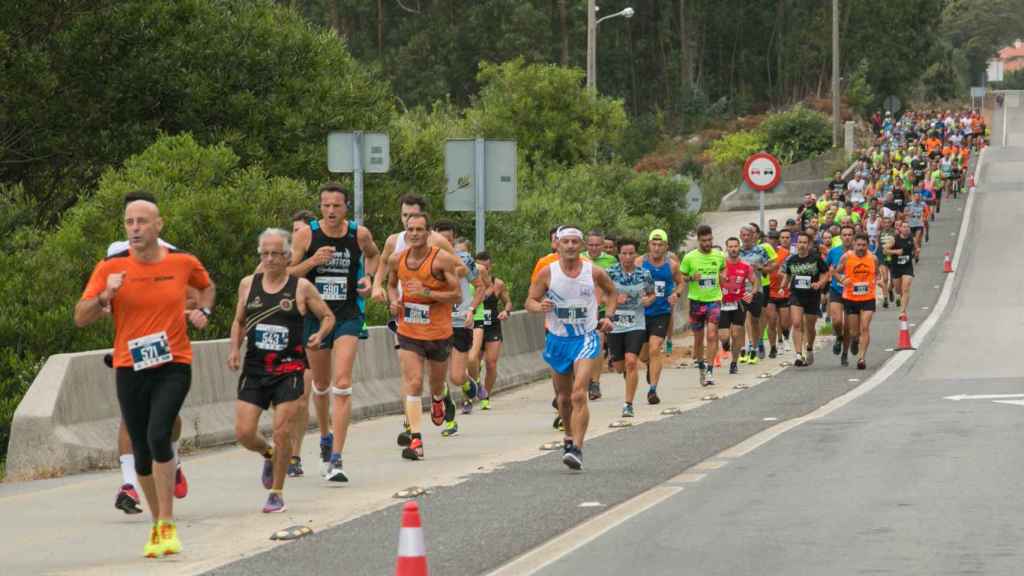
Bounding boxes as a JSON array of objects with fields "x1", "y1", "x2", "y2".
[{"x1": 116, "y1": 363, "x2": 191, "y2": 476}]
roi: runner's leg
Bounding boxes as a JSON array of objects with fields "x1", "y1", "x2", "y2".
[{"x1": 329, "y1": 336, "x2": 358, "y2": 458}]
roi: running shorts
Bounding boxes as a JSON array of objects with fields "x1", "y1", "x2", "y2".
[
  {"x1": 844, "y1": 300, "x2": 877, "y2": 314},
  {"x1": 788, "y1": 292, "x2": 821, "y2": 315},
  {"x1": 237, "y1": 372, "x2": 303, "y2": 410},
  {"x1": 607, "y1": 330, "x2": 646, "y2": 362},
  {"x1": 645, "y1": 313, "x2": 672, "y2": 340},
  {"x1": 398, "y1": 334, "x2": 451, "y2": 363},
  {"x1": 304, "y1": 314, "x2": 367, "y2": 347},
  {"x1": 543, "y1": 332, "x2": 601, "y2": 375},
  {"x1": 450, "y1": 327, "x2": 473, "y2": 353},
  {"x1": 688, "y1": 301, "x2": 721, "y2": 331}
]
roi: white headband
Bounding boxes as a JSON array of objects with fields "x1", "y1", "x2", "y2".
[{"x1": 556, "y1": 227, "x2": 583, "y2": 240}]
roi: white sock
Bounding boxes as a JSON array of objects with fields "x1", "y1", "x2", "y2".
[
  {"x1": 119, "y1": 454, "x2": 138, "y2": 491},
  {"x1": 172, "y1": 441, "x2": 180, "y2": 467}
]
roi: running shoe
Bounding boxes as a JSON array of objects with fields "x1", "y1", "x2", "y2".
[
  {"x1": 729, "y1": 361, "x2": 739, "y2": 374},
  {"x1": 851, "y1": 338, "x2": 860, "y2": 356},
  {"x1": 553, "y1": 415, "x2": 564, "y2": 431},
  {"x1": 747, "y1": 351, "x2": 760, "y2": 365},
  {"x1": 325, "y1": 455, "x2": 348, "y2": 482},
  {"x1": 430, "y1": 397, "x2": 445, "y2": 426},
  {"x1": 462, "y1": 400, "x2": 473, "y2": 415},
  {"x1": 622, "y1": 403, "x2": 635, "y2": 418},
  {"x1": 262, "y1": 492, "x2": 286, "y2": 514},
  {"x1": 144, "y1": 525, "x2": 163, "y2": 558},
  {"x1": 402, "y1": 438, "x2": 424, "y2": 461},
  {"x1": 319, "y1": 433, "x2": 333, "y2": 464},
  {"x1": 832, "y1": 337, "x2": 843, "y2": 356},
  {"x1": 462, "y1": 379, "x2": 477, "y2": 400},
  {"x1": 769, "y1": 346, "x2": 778, "y2": 359},
  {"x1": 703, "y1": 366, "x2": 715, "y2": 386},
  {"x1": 738, "y1": 351, "x2": 750, "y2": 365},
  {"x1": 562, "y1": 446, "x2": 583, "y2": 470},
  {"x1": 261, "y1": 455, "x2": 274, "y2": 489},
  {"x1": 116, "y1": 484, "x2": 143, "y2": 515},
  {"x1": 806, "y1": 349, "x2": 815, "y2": 366},
  {"x1": 397, "y1": 422, "x2": 412, "y2": 447},
  {"x1": 158, "y1": 521, "x2": 181, "y2": 556},
  {"x1": 480, "y1": 399, "x2": 491, "y2": 411},
  {"x1": 441, "y1": 420, "x2": 459, "y2": 437},
  {"x1": 478, "y1": 384, "x2": 489, "y2": 401},
  {"x1": 588, "y1": 381, "x2": 602, "y2": 401},
  {"x1": 840, "y1": 353, "x2": 849, "y2": 367},
  {"x1": 647, "y1": 387, "x2": 661, "y2": 405},
  {"x1": 757, "y1": 344, "x2": 766, "y2": 359},
  {"x1": 174, "y1": 465, "x2": 188, "y2": 499},
  {"x1": 857, "y1": 359, "x2": 867, "y2": 370},
  {"x1": 287, "y1": 456, "x2": 304, "y2": 478},
  {"x1": 443, "y1": 389, "x2": 457, "y2": 422},
  {"x1": 794, "y1": 354, "x2": 806, "y2": 367}
]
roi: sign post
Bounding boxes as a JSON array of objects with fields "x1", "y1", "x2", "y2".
[
  {"x1": 327, "y1": 131, "x2": 391, "y2": 224},
  {"x1": 445, "y1": 139, "x2": 517, "y2": 251},
  {"x1": 742, "y1": 152, "x2": 782, "y2": 231}
]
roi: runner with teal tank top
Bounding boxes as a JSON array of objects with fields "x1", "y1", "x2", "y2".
[
  {"x1": 679, "y1": 224, "x2": 726, "y2": 386},
  {"x1": 469, "y1": 251, "x2": 511, "y2": 411},
  {"x1": 638, "y1": 229, "x2": 683, "y2": 401},
  {"x1": 606, "y1": 238, "x2": 655, "y2": 415}
]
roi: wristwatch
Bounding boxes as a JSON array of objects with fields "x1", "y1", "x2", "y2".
[{"x1": 200, "y1": 307, "x2": 212, "y2": 317}]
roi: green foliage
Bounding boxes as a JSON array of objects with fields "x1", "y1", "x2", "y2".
[
  {"x1": 0, "y1": 135, "x2": 313, "y2": 460},
  {"x1": 699, "y1": 163, "x2": 744, "y2": 212},
  {"x1": 759, "y1": 105, "x2": 832, "y2": 165},
  {"x1": 466, "y1": 59, "x2": 628, "y2": 166},
  {"x1": 994, "y1": 68, "x2": 1024, "y2": 90},
  {"x1": 706, "y1": 131, "x2": 767, "y2": 167},
  {"x1": 846, "y1": 59, "x2": 876, "y2": 118}
]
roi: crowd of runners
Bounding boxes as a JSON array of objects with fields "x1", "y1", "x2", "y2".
[{"x1": 73, "y1": 108, "x2": 984, "y2": 558}]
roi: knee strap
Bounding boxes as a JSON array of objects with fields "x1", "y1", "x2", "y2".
[
  {"x1": 311, "y1": 382, "x2": 330, "y2": 397},
  {"x1": 331, "y1": 386, "x2": 352, "y2": 397}
]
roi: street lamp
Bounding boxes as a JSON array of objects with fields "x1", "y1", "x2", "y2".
[{"x1": 586, "y1": 3, "x2": 634, "y2": 91}]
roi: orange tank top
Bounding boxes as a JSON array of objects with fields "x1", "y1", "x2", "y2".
[
  {"x1": 398, "y1": 246, "x2": 452, "y2": 340},
  {"x1": 842, "y1": 252, "x2": 877, "y2": 302}
]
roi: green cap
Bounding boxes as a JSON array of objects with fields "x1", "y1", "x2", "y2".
[{"x1": 648, "y1": 229, "x2": 668, "y2": 242}]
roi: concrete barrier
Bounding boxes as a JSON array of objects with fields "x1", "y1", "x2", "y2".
[
  {"x1": 6, "y1": 311, "x2": 549, "y2": 481},
  {"x1": 718, "y1": 148, "x2": 851, "y2": 211}
]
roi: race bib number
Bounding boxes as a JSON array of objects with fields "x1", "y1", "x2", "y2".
[
  {"x1": 654, "y1": 281, "x2": 666, "y2": 297},
  {"x1": 315, "y1": 276, "x2": 348, "y2": 301},
  {"x1": 698, "y1": 277, "x2": 716, "y2": 289},
  {"x1": 613, "y1": 310, "x2": 637, "y2": 328},
  {"x1": 853, "y1": 282, "x2": 870, "y2": 296},
  {"x1": 555, "y1": 299, "x2": 589, "y2": 324},
  {"x1": 128, "y1": 331, "x2": 172, "y2": 372},
  {"x1": 721, "y1": 301, "x2": 739, "y2": 311},
  {"x1": 403, "y1": 302, "x2": 431, "y2": 325},
  {"x1": 794, "y1": 275, "x2": 812, "y2": 290},
  {"x1": 897, "y1": 255, "x2": 910, "y2": 265},
  {"x1": 483, "y1": 309, "x2": 494, "y2": 326},
  {"x1": 254, "y1": 324, "x2": 289, "y2": 351}
]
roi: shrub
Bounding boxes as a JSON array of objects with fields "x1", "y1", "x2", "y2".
[
  {"x1": 759, "y1": 105, "x2": 833, "y2": 164},
  {"x1": 706, "y1": 130, "x2": 768, "y2": 167}
]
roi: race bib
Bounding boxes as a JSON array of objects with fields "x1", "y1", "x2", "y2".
[
  {"x1": 853, "y1": 282, "x2": 870, "y2": 296},
  {"x1": 654, "y1": 281, "x2": 666, "y2": 297},
  {"x1": 794, "y1": 275, "x2": 812, "y2": 290},
  {"x1": 254, "y1": 323, "x2": 289, "y2": 351},
  {"x1": 613, "y1": 309, "x2": 637, "y2": 328},
  {"x1": 483, "y1": 309, "x2": 493, "y2": 326},
  {"x1": 698, "y1": 277, "x2": 716, "y2": 289},
  {"x1": 128, "y1": 331, "x2": 172, "y2": 372},
  {"x1": 721, "y1": 301, "x2": 738, "y2": 311},
  {"x1": 897, "y1": 255, "x2": 910, "y2": 265},
  {"x1": 315, "y1": 276, "x2": 348, "y2": 301},
  {"x1": 555, "y1": 299, "x2": 589, "y2": 324},
  {"x1": 403, "y1": 302, "x2": 431, "y2": 325}
]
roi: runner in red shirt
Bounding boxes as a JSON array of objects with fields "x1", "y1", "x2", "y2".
[{"x1": 718, "y1": 237, "x2": 756, "y2": 375}]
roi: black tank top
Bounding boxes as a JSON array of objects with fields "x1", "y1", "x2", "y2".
[
  {"x1": 244, "y1": 274, "x2": 306, "y2": 377},
  {"x1": 304, "y1": 220, "x2": 362, "y2": 321}
]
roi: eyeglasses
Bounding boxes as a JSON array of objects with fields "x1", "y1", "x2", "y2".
[{"x1": 259, "y1": 251, "x2": 287, "y2": 258}]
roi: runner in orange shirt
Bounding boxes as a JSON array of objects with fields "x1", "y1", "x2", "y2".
[
  {"x1": 766, "y1": 229, "x2": 792, "y2": 356},
  {"x1": 835, "y1": 233, "x2": 878, "y2": 370},
  {"x1": 75, "y1": 197, "x2": 215, "y2": 558}
]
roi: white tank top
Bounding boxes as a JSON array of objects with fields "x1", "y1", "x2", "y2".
[
  {"x1": 544, "y1": 260, "x2": 598, "y2": 337},
  {"x1": 393, "y1": 231, "x2": 407, "y2": 298}
]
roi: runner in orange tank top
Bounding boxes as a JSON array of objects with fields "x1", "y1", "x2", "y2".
[
  {"x1": 386, "y1": 212, "x2": 462, "y2": 461},
  {"x1": 836, "y1": 233, "x2": 879, "y2": 370}
]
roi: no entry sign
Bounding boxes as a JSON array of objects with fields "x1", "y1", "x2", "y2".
[{"x1": 742, "y1": 152, "x2": 782, "y2": 191}]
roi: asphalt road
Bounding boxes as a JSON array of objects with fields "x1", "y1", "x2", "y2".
[
  {"x1": 205, "y1": 164, "x2": 977, "y2": 574},
  {"x1": 533, "y1": 125, "x2": 1024, "y2": 573}
]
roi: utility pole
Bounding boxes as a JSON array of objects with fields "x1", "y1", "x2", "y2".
[
  {"x1": 832, "y1": 0, "x2": 840, "y2": 147},
  {"x1": 587, "y1": 0, "x2": 597, "y2": 90}
]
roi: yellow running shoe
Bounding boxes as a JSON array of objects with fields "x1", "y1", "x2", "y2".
[
  {"x1": 143, "y1": 525, "x2": 162, "y2": 558},
  {"x1": 158, "y1": 521, "x2": 182, "y2": 556}
]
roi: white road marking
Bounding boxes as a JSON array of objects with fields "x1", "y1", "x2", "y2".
[{"x1": 945, "y1": 393, "x2": 1024, "y2": 401}]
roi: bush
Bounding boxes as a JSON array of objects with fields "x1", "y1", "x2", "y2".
[
  {"x1": 759, "y1": 105, "x2": 832, "y2": 164},
  {"x1": 0, "y1": 135, "x2": 313, "y2": 461},
  {"x1": 706, "y1": 130, "x2": 768, "y2": 167},
  {"x1": 846, "y1": 59, "x2": 876, "y2": 118}
]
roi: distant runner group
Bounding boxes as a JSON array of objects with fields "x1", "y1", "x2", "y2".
[{"x1": 75, "y1": 107, "x2": 981, "y2": 558}]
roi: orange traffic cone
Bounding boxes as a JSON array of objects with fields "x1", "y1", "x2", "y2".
[
  {"x1": 896, "y1": 313, "x2": 914, "y2": 350},
  {"x1": 395, "y1": 501, "x2": 429, "y2": 576},
  {"x1": 943, "y1": 251, "x2": 953, "y2": 273}
]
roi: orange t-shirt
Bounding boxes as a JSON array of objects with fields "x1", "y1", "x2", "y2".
[
  {"x1": 81, "y1": 249, "x2": 212, "y2": 369},
  {"x1": 842, "y1": 252, "x2": 877, "y2": 302},
  {"x1": 769, "y1": 246, "x2": 791, "y2": 299},
  {"x1": 531, "y1": 253, "x2": 559, "y2": 283},
  {"x1": 397, "y1": 246, "x2": 453, "y2": 341}
]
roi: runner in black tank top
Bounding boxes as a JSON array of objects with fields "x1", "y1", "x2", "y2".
[
  {"x1": 304, "y1": 220, "x2": 363, "y2": 324},
  {"x1": 241, "y1": 274, "x2": 306, "y2": 382}
]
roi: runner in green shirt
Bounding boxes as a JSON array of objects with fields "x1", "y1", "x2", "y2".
[{"x1": 679, "y1": 224, "x2": 726, "y2": 386}]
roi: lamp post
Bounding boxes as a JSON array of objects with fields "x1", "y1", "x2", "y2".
[{"x1": 586, "y1": 3, "x2": 635, "y2": 91}]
